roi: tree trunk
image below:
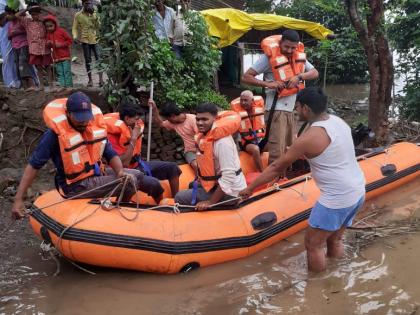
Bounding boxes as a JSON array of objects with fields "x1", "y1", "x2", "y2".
[{"x1": 345, "y1": 0, "x2": 394, "y2": 145}]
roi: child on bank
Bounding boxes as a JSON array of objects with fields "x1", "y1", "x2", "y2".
[
  {"x1": 44, "y1": 15, "x2": 73, "y2": 88},
  {"x1": 5, "y1": 6, "x2": 37, "y2": 90},
  {"x1": 16, "y1": 3, "x2": 54, "y2": 90}
]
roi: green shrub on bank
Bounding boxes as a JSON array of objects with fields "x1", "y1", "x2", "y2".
[{"x1": 99, "y1": 1, "x2": 223, "y2": 110}]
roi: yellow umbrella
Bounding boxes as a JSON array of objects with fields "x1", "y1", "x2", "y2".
[{"x1": 201, "y1": 8, "x2": 334, "y2": 48}]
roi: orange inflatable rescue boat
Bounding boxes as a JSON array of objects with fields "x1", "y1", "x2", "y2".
[{"x1": 29, "y1": 142, "x2": 420, "y2": 274}]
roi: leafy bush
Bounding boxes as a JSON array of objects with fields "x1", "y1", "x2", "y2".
[{"x1": 99, "y1": 1, "x2": 223, "y2": 111}]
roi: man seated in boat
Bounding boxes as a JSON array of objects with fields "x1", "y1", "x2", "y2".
[
  {"x1": 104, "y1": 102, "x2": 182, "y2": 203},
  {"x1": 230, "y1": 90, "x2": 265, "y2": 172},
  {"x1": 174, "y1": 103, "x2": 247, "y2": 210},
  {"x1": 239, "y1": 87, "x2": 366, "y2": 272},
  {"x1": 148, "y1": 99, "x2": 198, "y2": 173},
  {"x1": 11, "y1": 92, "x2": 144, "y2": 219}
]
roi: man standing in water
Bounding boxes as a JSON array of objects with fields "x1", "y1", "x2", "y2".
[{"x1": 239, "y1": 87, "x2": 366, "y2": 272}]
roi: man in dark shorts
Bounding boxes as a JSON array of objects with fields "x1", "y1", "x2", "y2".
[{"x1": 105, "y1": 102, "x2": 181, "y2": 203}]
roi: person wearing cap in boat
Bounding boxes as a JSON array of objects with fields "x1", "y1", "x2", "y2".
[
  {"x1": 230, "y1": 90, "x2": 265, "y2": 172},
  {"x1": 11, "y1": 92, "x2": 144, "y2": 220},
  {"x1": 174, "y1": 103, "x2": 247, "y2": 211},
  {"x1": 239, "y1": 87, "x2": 366, "y2": 272},
  {"x1": 104, "y1": 101, "x2": 182, "y2": 202}
]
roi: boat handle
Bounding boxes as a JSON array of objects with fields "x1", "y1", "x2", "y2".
[{"x1": 251, "y1": 212, "x2": 277, "y2": 231}]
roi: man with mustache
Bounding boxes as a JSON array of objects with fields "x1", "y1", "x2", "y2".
[{"x1": 11, "y1": 92, "x2": 143, "y2": 220}]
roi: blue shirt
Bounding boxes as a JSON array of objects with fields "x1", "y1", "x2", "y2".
[{"x1": 29, "y1": 129, "x2": 118, "y2": 190}]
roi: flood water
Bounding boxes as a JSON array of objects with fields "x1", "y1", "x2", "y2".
[{"x1": 1, "y1": 179, "x2": 419, "y2": 315}]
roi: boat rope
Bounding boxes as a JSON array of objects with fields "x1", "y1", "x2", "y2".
[
  {"x1": 38, "y1": 178, "x2": 133, "y2": 276},
  {"x1": 29, "y1": 177, "x2": 126, "y2": 212}
]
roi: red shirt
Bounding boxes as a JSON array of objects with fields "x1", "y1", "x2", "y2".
[{"x1": 44, "y1": 15, "x2": 72, "y2": 62}]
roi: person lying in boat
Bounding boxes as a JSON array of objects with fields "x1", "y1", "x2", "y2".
[
  {"x1": 104, "y1": 102, "x2": 181, "y2": 203},
  {"x1": 11, "y1": 92, "x2": 144, "y2": 220},
  {"x1": 239, "y1": 87, "x2": 366, "y2": 272},
  {"x1": 174, "y1": 103, "x2": 247, "y2": 210},
  {"x1": 230, "y1": 90, "x2": 265, "y2": 172},
  {"x1": 148, "y1": 99, "x2": 198, "y2": 173}
]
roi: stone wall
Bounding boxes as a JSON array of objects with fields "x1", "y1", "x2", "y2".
[{"x1": 0, "y1": 87, "x2": 185, "y2": 170}]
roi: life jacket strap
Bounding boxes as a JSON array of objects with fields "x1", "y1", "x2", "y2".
[{"x1": 199, "y1": 168, "x2": 242, "y2": 181}]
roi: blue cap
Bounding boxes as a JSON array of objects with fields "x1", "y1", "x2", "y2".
[{"x1": 66, "y1": 92, "x2": 94, "y2": 122}]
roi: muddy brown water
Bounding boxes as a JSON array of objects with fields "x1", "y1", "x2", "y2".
[{"x1": 1, "y1": 178, "x2": 419, "y2": 315}]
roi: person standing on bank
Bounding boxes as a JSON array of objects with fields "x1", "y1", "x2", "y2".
[
  {"x1": 72, "y1": 0, "x2": 104, "y2": 87},
  {"x1": 242, "y1": 29, "x2": 319, "y2": 165},
  {"x1": 152, "y1": 0, "x2": 175, "y2": 43},
  {"x1": 239, "y1": 87, "x2": 366, "y2": 272},
  {"x1": 171, "y1": 0, "x2": 191, "y2": 58}
]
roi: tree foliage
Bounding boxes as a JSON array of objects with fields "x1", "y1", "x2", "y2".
[
  {"x1": 244, "y1": 0, "x2": 275, "y2": 13},
  {"x1": 275, "y1": 0, "x2": 369, "y2": 84},
  {"x1": 345, "y1": 0, "x2": 394, "y2": 144},
  {"x1": 387, "y1": 0, "x2": 420, "y2": 121},
  {"x1": 99, "y1": 0, "x2": 227, "y2": 110}
]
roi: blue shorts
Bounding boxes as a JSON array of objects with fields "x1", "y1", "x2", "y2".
[{"x1": 308, "y1": 196, "x2": 365, "y2": 231}]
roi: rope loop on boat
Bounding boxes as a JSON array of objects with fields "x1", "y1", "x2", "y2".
[
  {"x1": 286, "y1": 175, "x2": 309, "y2": 201},
  {"x1": 173, "y1": 203, "x2": 181, "y2": 214}
]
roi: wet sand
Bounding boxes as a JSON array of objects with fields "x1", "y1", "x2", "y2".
[{"x1": 1, "y1": 178, "x2": 419, "y2": 315}]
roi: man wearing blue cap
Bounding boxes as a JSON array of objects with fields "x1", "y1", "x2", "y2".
[{"x1": 11, "y1": 92, "x2": 144, "y2": 220}]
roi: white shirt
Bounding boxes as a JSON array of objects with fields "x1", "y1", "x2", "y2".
[
  {"x1": 307, "y1": 115, "x2": 366, "y2": 208},
  {"x1": 152, "y1": 6, "x2": 175, "y2": 40},
  {"x1": 251, "y1": 55, "x2": 315, "y2": 112},
  {"x1": 214, "y1": 136, "x2": 247, "y2": 197}
]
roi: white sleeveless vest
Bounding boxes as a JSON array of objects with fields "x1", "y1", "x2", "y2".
[{"x1": 308, "y1": 115, "x2": 365, "y2": 208}]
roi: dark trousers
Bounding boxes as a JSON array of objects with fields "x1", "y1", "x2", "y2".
[{"x1": 81, "y1": 43, "x2": 100, "y2": 74}]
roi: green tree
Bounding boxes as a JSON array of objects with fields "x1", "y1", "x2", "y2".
[
  {"x1": 345, "y1": 0, "x2": 394, "y2": 144},
  {"x1": 244, "y1": 0, "x2": 274, "y2": 13},
  {"x1": 99, "y1": 1, "x2": 227, "y2": 110},
  {"x1": 388, "y1": 0, "x2": 420, "y2": 121}
]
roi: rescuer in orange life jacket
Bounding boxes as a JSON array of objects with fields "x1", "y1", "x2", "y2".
[
  {"x1": 242, "y1": 29, "x2": 319, "y2": 166},
  {"x1": 11, "y1": 92, "x2": 144, "y2": 220},
  {"x1": 230, "y1": 90, "x2": 265, "y2": 172},
  {"x1": 174, "y1": 103, "x2": 247, "y2": 211},
  {"x1": 104, "y1": 102, "x2": 182, "y2": 203}
]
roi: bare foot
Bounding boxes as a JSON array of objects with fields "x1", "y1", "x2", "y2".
[{"x1": 87, "y1": 81, "x2": 93, "y2": 87}]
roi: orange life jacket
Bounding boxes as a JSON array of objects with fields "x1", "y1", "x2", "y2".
[
  {"x1": 261, "y1": 35, "x2": 306, "y2": 97},
  {"x1": 195, "y1": 111, "x2": 242, "y2": 192},
  {"x1": 43, "y1": 98, "x2": 107, "y2": 185},
  {"x1": 230, "y1": 95, "x2": 266, "y2": 146},
  {"x1": 103, "y1": 112, "x2": 144, "y2": 169}
]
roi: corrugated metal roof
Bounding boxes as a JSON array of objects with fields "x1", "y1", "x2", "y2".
[{"x1": 192, "y1": 0, "x2": 244, "y2": 11}]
